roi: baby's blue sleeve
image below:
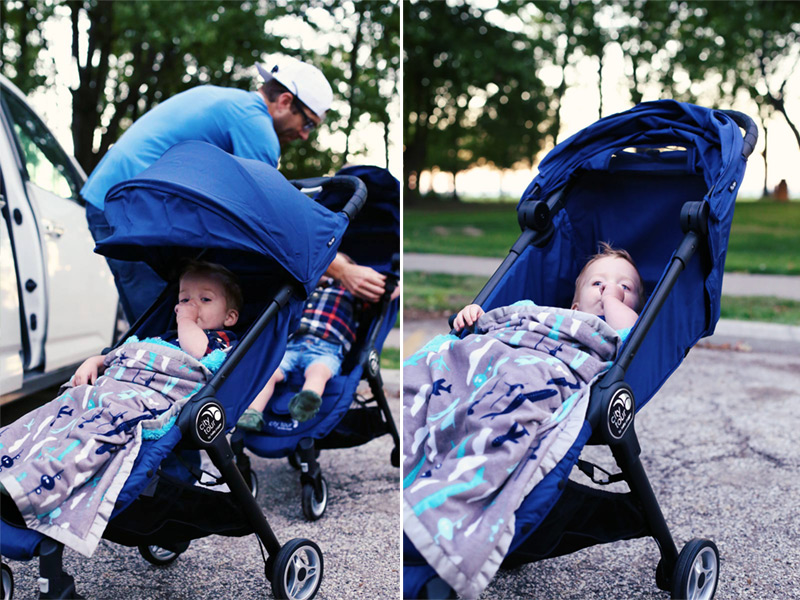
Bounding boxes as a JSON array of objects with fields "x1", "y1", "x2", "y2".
[{"x1": 616, "y1": 327, "x2": 632, "y2": 342}]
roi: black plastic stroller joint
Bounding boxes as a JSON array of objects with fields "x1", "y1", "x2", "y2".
[
  {"x1": 594, "y1": 382, "x2": 636, "y2": 444},
  {"x1": 290, "y1": 174, "x2": 368, "y2": 223},
  {"x1": 680, "y1": 200, "x2": 710, "y2": 236}
]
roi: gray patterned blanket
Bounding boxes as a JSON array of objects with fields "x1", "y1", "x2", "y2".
[
  {"x1": 402, "y1": 303, "x2": 622, "y2": 599},
  {"x1": 0, "y1": 340, "x2": 215, "y2": 557}
]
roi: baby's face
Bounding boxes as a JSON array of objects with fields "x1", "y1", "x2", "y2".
[
  {"x1": 572, "y1": 256, "x2": 641, "y2": 317},
  {"x1": 176, "y1": 274, "x2": 238, "y2": 330}
]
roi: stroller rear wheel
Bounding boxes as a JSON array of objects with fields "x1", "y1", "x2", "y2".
[
  {"x1": 1, "y1": 563, "x2": 13, "y2": 600},
  {"x1": 270, "y1": 538, "x2": 323, "y2": 600},
  {"x1": 301, "y1": 477, "x2": 328, "y2": 521},
  {"x1": 138, "y1": 541, "x2": 191, "y2": 566},
  {"x1": 670, "y1": 539, "x2": 719, "y2": 600}
]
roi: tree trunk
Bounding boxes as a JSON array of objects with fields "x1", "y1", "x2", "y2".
[{"x1": 344, "y1": 7, "x2": 364, "y2": 160}]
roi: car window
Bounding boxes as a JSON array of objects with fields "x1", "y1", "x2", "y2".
[{"x1": 2, "y1": 89, "x2": 82, "y2": 202}]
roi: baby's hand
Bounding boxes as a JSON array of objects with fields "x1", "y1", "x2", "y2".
[
  {"x1": 601, "y1": 284, "x2": 625, "y2": 303},
  {"x1": 453, "y1": 304, "x2": 484, "y2": 332},
  {"x1": 175, "y1": 303, "x2": 199, "y2": 323}
]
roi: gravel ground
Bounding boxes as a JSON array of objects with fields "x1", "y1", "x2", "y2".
[
  {"x1": 3, "y1": 378, "x2": 401, "y2": 600},
  {"x1": 478, "y1": 345, "x2": 800, "y2": 599}
]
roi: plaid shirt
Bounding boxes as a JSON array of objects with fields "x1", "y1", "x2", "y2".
[{"x1": 293, "y1": 280, "x2": 359, "y2": 352}]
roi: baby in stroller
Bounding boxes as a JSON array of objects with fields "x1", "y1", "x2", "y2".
[
  {"x1": 403, "y1": 244, "x2": 644, "y2": 598},
  {"x1": 453, "y1": 243, "x2": 643, "y2": 334},
  {"x1": 0, "y1": 261, "x2": 241, "y2": 557},
  {"x1": 238, "y1": 255, "x2": 401, "y2": 430}
]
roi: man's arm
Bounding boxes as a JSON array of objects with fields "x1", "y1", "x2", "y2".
[{"x1": 326, "y1": 253, "x2": 386, "y2": 302}]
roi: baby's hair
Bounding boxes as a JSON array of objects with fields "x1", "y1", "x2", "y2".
[
  {"x1": 179, "y1": 260, "x2": 243, "y2": 312},
  {"x1": 573, "y1": 242, "x2": 645, "y2": 310}
]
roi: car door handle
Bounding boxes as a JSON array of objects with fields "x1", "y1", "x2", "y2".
[{"x1": 43, "y1": 220, "x2": 64, "y2": 238}]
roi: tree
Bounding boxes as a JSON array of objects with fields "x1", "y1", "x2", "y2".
[
  {"x1": 674, "y1": 0, "x2": 800, "y2": 149},
  {"x1": 2, "y1": 0, "x2": 399, "y2": 179},
  {"x1": 404, "y1": 1, "x2": 549, "y2": 202}
]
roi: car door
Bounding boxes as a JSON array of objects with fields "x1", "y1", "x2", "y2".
[{"x1": 0, "y1": 83, "x2": 118, "y2": 374}]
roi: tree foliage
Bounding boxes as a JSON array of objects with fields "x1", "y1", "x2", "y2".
[
  {"x1": 404, "y1": 0, "x2": 549, "y2": 201},
  {"x1": 1, "y1": 0, "x2": 399, "y2": 179}
]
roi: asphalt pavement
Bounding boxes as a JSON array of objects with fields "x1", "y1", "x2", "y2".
[{"x1": 3, "y1": 376, "x2": 401, "y2": 600}]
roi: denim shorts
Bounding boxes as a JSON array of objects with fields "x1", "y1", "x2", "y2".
[{"x1": 279, "y1": 334, "x2": 344, "y2": 377}]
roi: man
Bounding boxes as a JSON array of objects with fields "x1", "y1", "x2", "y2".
[{"x1": 82, "y1": 56, "x2": 385, "y2": 320}]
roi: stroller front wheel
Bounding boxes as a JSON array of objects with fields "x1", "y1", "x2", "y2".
[
  {"x1": 1, "y1": 563, "x2": 13, "y2": 600},
  {"x1": 138, "y1": 541, "x2": 190, "y2": 566},
  {"x1": 271, "y1": 538, "x2": 323, "y2": 600},
  {"x1": 301, "y1": 477, "x2": 328, "y2": 521},
  {"x1": 670, "y1": 538, "x2": 719, "y2": 600}
]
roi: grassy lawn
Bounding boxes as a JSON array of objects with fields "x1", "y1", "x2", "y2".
[
  {"x1": 381, "y1": 346, "x2": 400, "y2": 370},
  {"x1": 405, "y1": 200, "x2": 800, "y2": 274},
  {"x1": 720, "y1": 296, "x2": 800, "y2": 325},
  {"x1": 404, "y1": 271, "x2": 800, "y2": 326}
]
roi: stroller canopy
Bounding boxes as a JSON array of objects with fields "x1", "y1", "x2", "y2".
[
  {"x1": 313, "y1": 165, "x2": 400, "y2": 274},
  {"x1": 517, "y1": 100, "x2": 749, "y2": 320},
  {"x1": 96, "y1": 140, "x2": 350, "y2": 296}
]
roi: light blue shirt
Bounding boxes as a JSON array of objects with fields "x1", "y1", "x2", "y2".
[{"x1": 81, "y1": 86, "x2": 280, "y2": 209}]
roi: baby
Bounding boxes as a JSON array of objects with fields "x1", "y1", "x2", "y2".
[
  {"x1": 454, "y1": 243, "x2": 643, "y2": 333},
  {"x1": 72, "y1": 260, "x2": 241, "y2": 385}
]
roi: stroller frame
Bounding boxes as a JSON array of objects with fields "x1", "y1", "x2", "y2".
[
  {"x1": 3, "y1": 170, "x2": 371, "y2": 600},
  {"x1": 429, "y1": 109, "x2": 757, "y2": 599}
]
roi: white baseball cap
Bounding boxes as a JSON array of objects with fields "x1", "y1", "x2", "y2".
[{"x1": 256, "y1": 57, "x2": 333, "y2": 118}]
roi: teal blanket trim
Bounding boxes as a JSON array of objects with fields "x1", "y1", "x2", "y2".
[
  {"x1": 142, "y1": 415, "x2": 177, "y2": 440},
  {"x1": 123, "y1": 335, "x2": 227, "y2": 373}
]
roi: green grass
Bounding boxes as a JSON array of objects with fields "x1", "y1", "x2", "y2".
[
  {"x1": 381, "y1": 346, "x2": 400, "y2": 370},
  {"x1": 720, "y1": 296, "x2": 800, "y2": 325},
  {"x1": 403, "y1": 271, "x2": 489, "y2": 314},
  {"x1": 405, "y1": 200, "x2": 800, "y2": 274}
]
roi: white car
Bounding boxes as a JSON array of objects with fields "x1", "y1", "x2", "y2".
[{"x1": 0, "y1": 74, "x2": 118, "y2": 403}]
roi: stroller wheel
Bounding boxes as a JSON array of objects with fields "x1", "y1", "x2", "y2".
[
  {"x1": 248, "y1": 469, "x2": 259, "y2": 498},
  {"x1": 301, "y1": 477, "x2": 328, "y2": 521},
  {"x1": 138, "y1": 541, "x2": 190, "y2": 566},
  {"x1": 671, "y1": 539, "x2": 719, "y2": 600},
  {"x1": 391, "y1": 446, "x2": 400, "y2": 468},
  {"x1": 270, "y1": 538, "x2": 323, "y2": 600},
  {"x1": 1, "y1": 563, "x2": 13, "y2": 600}
]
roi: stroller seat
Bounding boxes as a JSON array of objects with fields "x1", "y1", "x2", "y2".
[{"x1": 234, "y1": 165, "x2": 401, "y2": 521}]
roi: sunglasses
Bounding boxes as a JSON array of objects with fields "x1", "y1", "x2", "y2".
[{"x1": 292, "y1": 98, "x2": 317, "y2": 132}]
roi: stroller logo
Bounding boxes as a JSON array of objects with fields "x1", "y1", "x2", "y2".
[
  {"x1": 196, "y1": 402, "x2": 225, "y2": 444},
  {"x1": 607, "y1": 388, "x2": 634, "y2": 439}
]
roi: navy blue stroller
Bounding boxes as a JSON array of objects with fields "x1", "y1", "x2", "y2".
[
  {"x1": 0, "y1": 140, "x2": 369, "y2": 600},
  {"x1": 232, "y1": 165, "x2": 400, "y2": 521},
  {"x1": 403, "y1": 101, "x2": 758, "y2": 599}
]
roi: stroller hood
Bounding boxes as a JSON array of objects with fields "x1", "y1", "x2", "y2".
[
  {"x1": 519, "y1": 100, "x2": 750, "y2": 324},
  {"x1": 96, "y1": 140, "x2": 351, "y2": 296},
  {"x1": 313, "y1": 165, "x2": 400, "y2": 275}
]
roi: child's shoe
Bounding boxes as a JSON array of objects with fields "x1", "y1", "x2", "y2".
[
  {"x1": 288, "y1": 390, "x2": 322, "y2": 422},
  {"x1": 236, "y1": 408, "x2": 265, "y2": 431}
]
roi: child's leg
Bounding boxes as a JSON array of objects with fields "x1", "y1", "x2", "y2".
[
  {"x1": 301, "y1": 362, "x2": 333, "y2": 396},
  {"x1": 237, "y1": 368, "x2": 285, "y2": 431},
  {"x1": 288, "y1": 361, "x2": 333, "y2": 422},
  {"x1": 248, "y1": 368, "x2": 285, "y2": 412}
]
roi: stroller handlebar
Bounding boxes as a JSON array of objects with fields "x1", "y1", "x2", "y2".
[
  {"x1": 291, "y1": 175, "x2": 368, "y2": 222},
  {"x1": 719, "y1": 109, "x2": 758, "y2": 159}
]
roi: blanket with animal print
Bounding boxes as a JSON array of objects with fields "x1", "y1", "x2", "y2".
[
  {"x1": 402, "y1": 303, "x2": 622, "y2": 599},
  {"x1": 0, "y1": 340, "x2": 215, "y2": 557}
]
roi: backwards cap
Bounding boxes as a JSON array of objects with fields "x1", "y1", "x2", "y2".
[{"x1": 256, "y1": 56, "x2": 333, "y2": 118}]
